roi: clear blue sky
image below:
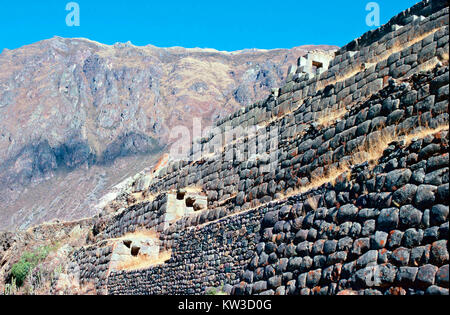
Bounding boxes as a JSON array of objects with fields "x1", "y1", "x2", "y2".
[{"x1": 1, "y1": 0, "x2": 419, "y2": 53}]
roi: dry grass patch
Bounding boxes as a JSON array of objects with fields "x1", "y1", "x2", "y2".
[
  {"x1": 283, "y1": 164, "x2": 351, "y2": 199},
  {"x1": 127, "y1": 192, "x2": 156, "y2": 207},
  {"x1": 351, "y1": 129, "x2": 398, "y2": 167},
  {"x1": 317, "y1": 63, "x2": 376, "y2": 91},
  {"x1": 352, "y1": 124, "x2": 449, "y2": 167},
  {"x1": 410, "y1": 57, "x2": 441, "y2": 77},
  {"x1": 388, "y1": 28, "x2": 443, "y2": 57},
  {"x1": 116, "y1": 250, "x2": 172, "y2": 271},
  {"x1": 305, "y1": 195, "x2": 319, "y2": 211},
  {"x1": 300, "y1": 164, "x2": 351, "y2": 194},
  {"x1": 111, "y1": 228, "x2": 172, "y2": 271},
  {"x1": 257, "y1": 103, "x2": 303, "y2": 129},
  {"x1": 183, "y1": 185, "x2": 205, "y2": 194},
  {"x1": 216, "y1": 194, "x2": 238, "y2": 206},
  {"x1": 119, "y1": 229, "x2": 159, "y2": 241},
  {"x1": 403, "y1": 124, "x2": 449, "y2": 145},
  {"x1": 316, "y1": 106, "x2": 348, "y2": 128}
]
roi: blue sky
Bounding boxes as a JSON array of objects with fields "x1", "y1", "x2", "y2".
[{"x1": 1, "y1": 0, "x2": 419, "y2": 53}]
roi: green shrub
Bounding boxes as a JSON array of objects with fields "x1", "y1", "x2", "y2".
[
  {"x1": 9, "y1": 245, "x2": 53, "y2": 287},
  {"x1": 205, "y1": 286, "x2": 227, "y2": 295},
  {"x1": 10, "y1": 259, "x2": 32, "y2": 286},
  {"x1": 205, "y1": 287, "x2": 218, "y2": 295}
]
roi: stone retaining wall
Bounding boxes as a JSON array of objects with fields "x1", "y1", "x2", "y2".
[
  {"x1": 107, "y1": 122, "x2": 448, "y2": 295},
  {"x1": 66, "y1": 241, "x2": 113, "y2": 295}
]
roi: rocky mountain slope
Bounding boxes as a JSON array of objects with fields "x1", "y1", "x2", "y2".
[{"x1": 0, "y1": 39, "x2": 337, "y2": 231}]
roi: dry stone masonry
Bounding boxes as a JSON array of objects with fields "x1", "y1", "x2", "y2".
[{"x1": 64, "y1": 0, "x2": 449, "y2": 295}]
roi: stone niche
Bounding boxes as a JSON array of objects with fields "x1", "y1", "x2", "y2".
[
  {"x1": 110, "y1": 233, "x2": 160, "y2": 270},
  {"x1": 297, "y1": 52, "x2": 334, "y2": 76},
  {"x1": 164, "y1": 189, "x2": 208, "y2": 224}
]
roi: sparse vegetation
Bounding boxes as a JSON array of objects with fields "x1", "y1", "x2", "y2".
[
  {"x1": 119, "y1": 229, "x2": 159, "y2": 241},
  {"x1": 3, "y1": 278, "x2": 17, "y2": 295},
  {"x1": 10, "y1": 260, "x2": 31, "y2": 287},
  {"x1": 116, "y1": 250, "x2": 172, "y2": 271},
  {"x1": 316, "y1": 63, "x2": 375, "y2": 91},
  {"x1": 316, "y1": 106, "x2": 348, "y2": 128},
  {"x1": 183, "y1": 185, "x2": 205, "y2": 194},
  {"x1": 352, "y1": 124, "x2": 449, "y2": 167},
  {"x1": 298, "y1": 164, "x2": 351, "y2": 195},
  {"x1": 205, "y1": 286, "x2": 228, "y2": 295},
  {"x1": 412, "y1": 57, "x2": 441, "y2": 76},
  {"x1": 126, "y1": 192, "x2": 156, "y2": 207},
  {"x1": 351, "y1": 129, "x2": 398, "y2": 167},
  {"x1": 9, "y1": 245, "x2": 55, "y2": 287},
  {"x1": 403, "y1": 124, "x2": 449, "y2": 146}
]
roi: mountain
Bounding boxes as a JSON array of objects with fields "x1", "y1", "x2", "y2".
[{"x1": 0, "y1": 37, "x2": 337, "y2": 230}]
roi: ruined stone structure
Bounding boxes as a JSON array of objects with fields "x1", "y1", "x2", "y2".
[
  {"x1": 297, "y1": 52, "x2": 334, "y2": 78},
  {"x1": 64, "y1": 0, "x2": 449, "y2": 295}
]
